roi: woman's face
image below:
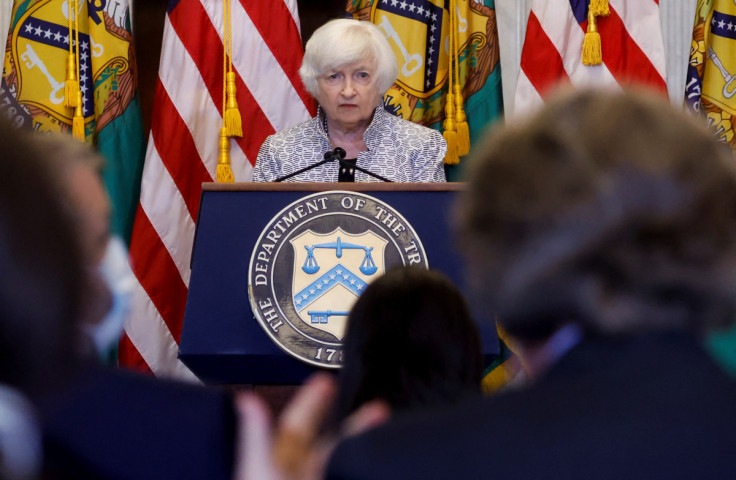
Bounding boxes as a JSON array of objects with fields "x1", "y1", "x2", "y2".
[{"x1": 316, "y1": 59, "x2": 380, "y2": 132}]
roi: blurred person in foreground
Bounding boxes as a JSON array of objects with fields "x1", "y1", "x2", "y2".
[
  {"x1": 330, "y1": 266, "x2": 482, "y2": 429},
  {"x1": 253, "y1": 18, "x2": 446, "y2": 183},
  {"x1": 0, "y1": 120, "x2": 84, "y2": 480},
  {"x1": 34, "y1": 134, "x2": 134, "y2": 364},
  {"x1": 234, "y1": 89, "x2": 736, "y2": 480},
  {"x1": 324, "y1": 89, "x2": 736, "y2": 478},
  {"x1": 0, "y1": 125, "x2": 237, "y2": 480}
]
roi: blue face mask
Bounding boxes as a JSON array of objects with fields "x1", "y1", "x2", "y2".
[
  {"x1": 84, "y1": 235, "x2": 135, "y2": 362},
  {"x1": 0, "y1": 383, "x2": 41, "y2": 479}
]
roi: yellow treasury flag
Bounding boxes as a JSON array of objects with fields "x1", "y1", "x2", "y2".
[
  {"x1": 686, "y1": 1, "x2": 736, "y2": 379},
  {"x1": 686, "y1": 0, "x2": 736, "y2": 149},
  {"x1": 2, "y1": 0, "x2": 145, "y2": 242},
  {"x1": 346, "y1": 0, "x2": 503, "y2": 179}
]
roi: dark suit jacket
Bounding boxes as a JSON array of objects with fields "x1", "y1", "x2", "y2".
[
  {"x1": 38, "y1": 365, "x2": 235, "y2": 480},
  {"x1": 327, "y1": 332, "x2": 736, "y2": 480}
]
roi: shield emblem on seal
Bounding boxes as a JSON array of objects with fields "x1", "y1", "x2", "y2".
[{"x1": 289, "y1": 227, "x2": 387, "y2": 341}]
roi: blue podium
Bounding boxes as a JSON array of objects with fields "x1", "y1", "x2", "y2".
[{"x1": 179, "y1": 183, "x2": 498, "y2": 384}]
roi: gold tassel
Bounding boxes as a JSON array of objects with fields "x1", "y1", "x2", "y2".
[
  {"x1": 443, "y1": 93, "x2": 459, "y2": 165},
  {"x1": 64, "y1": 54, "x2": 78, "y2": 108},
  {"x1": 217, "y1": 127, "x2": 234, "y2": 183},
  {"x1": 443, "y1": 128, "x2": 459, "y2": 165},
  {"x1": 224, "y1": 72, "x2": 243, "y2": 137},
  {"x1": 582, "y1": 11, "x2": 602, "y2": 66},
  {"x1": 72, "y1": 92, "x2": 84, "y2": 141},
  {"x1": 589, "y1": 0, "x2": 609, "y2": 17},
  {"x1": 454, "y1": 85, "x2": 470, "y2": 156}
]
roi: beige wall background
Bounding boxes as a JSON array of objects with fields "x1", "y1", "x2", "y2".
[
  {"x1": 0, "y1": 0, "x2": 699, "y2": 115},
  {"x1": 1, "y1": 3, "x2": 9, "y2": 54}
]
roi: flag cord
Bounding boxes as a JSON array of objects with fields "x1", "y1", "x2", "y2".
[
  {"x1": 223, "y1": 0, "x2": 243, "y2": 138},
  {"x1": 72, "y1": 0, "x2": 84, "y2": 140},
  {"x1": 217, "y1": 0, "x2": 236, "y2": 182},
  {"x1": 64, "y1": 0, "x2": 78, "y2": 108},
  {"x1": 452, "y1": 0, "x2": 469, "y2": 156},
  {"x1": 442, "y1": 0, "x2": 459, "y2": 165}
]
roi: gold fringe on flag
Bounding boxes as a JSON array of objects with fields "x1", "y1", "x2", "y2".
[
  {"x1": 222, "y1": 0, "x2": 242, "y2": 138},
  {"x1": 216, "y1": 127, "x2": 234, "y2": 183},
  {"x1": 582, "y1": 9, "x2": 602, "y2": 66}
]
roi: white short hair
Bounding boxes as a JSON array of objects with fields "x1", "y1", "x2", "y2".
[{"x1": 299, "y1": 19, "x2": 399, "y2": 99}]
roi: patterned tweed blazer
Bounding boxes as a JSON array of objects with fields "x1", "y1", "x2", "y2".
[{"x1": 253, "y1": 105, "x2": 447, "y2": 183}]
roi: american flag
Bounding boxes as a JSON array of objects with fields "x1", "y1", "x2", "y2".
[
  {"x1": 514, "y1": 0, "x2": 668, "y2": 115},
  {"x1": 119, "y1": 0, "x2": 314, "y2": 378}
]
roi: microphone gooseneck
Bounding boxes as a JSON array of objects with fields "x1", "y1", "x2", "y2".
[{"x1": 274, "y1": 146, "x2": 393, "y2": 182}]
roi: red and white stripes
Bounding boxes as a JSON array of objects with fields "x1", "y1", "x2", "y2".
[
  {"x1": 120, "y1": 0, "x2": 313, "y2": 379},
  {"x1": 514, "y1": 0, "x2": 667, "y2": 115}
]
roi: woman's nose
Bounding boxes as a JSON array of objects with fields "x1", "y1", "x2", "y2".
[{"x1": 341, "y1": 80, "x2": 356, "y2": 97}]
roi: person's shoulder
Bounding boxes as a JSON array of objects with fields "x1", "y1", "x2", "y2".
[
  {"x1": 39, "y1": 365, "x2": 236, "y2": 480},
  {"x1": 382, "y1": 111, "x2": 439, "y2": 137},
  {"x1": 327, "y1": 396, "x2": 497, "y2": 479},
  {"x1": 379, "y1": 114, "x2": 445, "y2": 153},
  {"x1": 42, "y1": 364, "x2": 234, "y2": 416},
  {"x1": 265, "y1": 116, "x2": 320, "y2": 143}
]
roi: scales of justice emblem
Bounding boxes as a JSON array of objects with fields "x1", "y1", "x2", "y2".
[
  {"x1": 290, "y1": 228, "x2": 388, "y2": 342},
  {"x1": 248, "y1": 191, "x2": 428, "y2": 368}
]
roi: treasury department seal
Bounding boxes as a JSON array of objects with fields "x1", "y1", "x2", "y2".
[{"x1": 248, "y1": 191, "x2": 428, "y2": 368}]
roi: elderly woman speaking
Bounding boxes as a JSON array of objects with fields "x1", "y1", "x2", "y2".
[{"x1": 253, "y1": 19, "x2": 447, "y2": 183}]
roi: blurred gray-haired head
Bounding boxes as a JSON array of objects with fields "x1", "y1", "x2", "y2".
[{"x1": 456, "y1": 88, "x2": 736, "y2": 340}]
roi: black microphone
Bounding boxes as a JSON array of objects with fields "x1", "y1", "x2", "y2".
[{"x1": 331, "y1": 146, "x2": 393, "y2": 183}]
